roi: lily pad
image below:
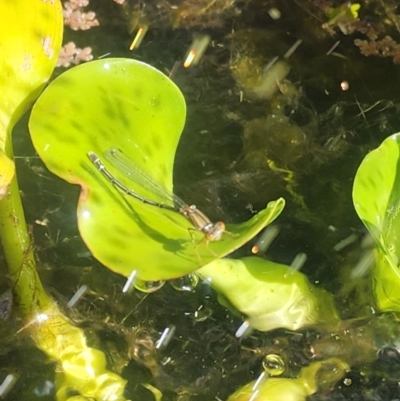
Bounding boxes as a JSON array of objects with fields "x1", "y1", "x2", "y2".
[
  {"x1": 0, "y1": 0, "x2": 63, "y2": 192},
  {"x1": 353, "y1": 133, "x2": 400, "y2": 310},
  {"x1": 29, "y1": 58, "x2": 285, "y2": 281}
]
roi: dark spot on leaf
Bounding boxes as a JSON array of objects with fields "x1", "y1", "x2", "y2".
[
  {"x1": 133, "y1": 88, "x2": 143, "y2": 98},
  {"x1": 118, "y1": 110, "x2": 130, "y2": 129},
  {"x1": 70, "y1": 120, "x2": 85, "y2": 132},
  {"x1": 103, "y1": 104, "x2": 117, "y2": 120},
  {"x1": 150, "y1": 96, "x2": 161, "y2": 108}
]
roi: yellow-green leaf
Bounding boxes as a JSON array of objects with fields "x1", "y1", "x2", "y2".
[{"x1": 0, "y1": 0, "x2": 63, "y2": 191}]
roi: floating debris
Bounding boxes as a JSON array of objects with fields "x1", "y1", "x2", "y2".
[
  {"x1": 67, "y1": 284, "x2": 88, "y2": 308},
  {"x1": 156, "y1": 325, "x2": 176, "y2": 349},
  {"x1": 235, "y1": 320, "x2": 253, "y2": 338},
  {"x1": 0, "y1": 374, "x2": 17, "y2": 398},
  {"x1": 252, "y1": 371, "x2": 267, "y2": 390},
  {"x1": 333, "y1": 233, "x2": 358, "y2": 251},
  {"x1": 33, "y1": 380, "x2": 54, "y2": 397},
  {"x1": 350, "y1": 250, "x2": 374, "y2": 279},
  {"x1": 249, "y1": 371, "x2": 267, "y2": 401},
  {"x1": 283, "y1": 39, "x2": 302, "y2": 59},
  {"x1": 123, "y1": 270, "x2": 138, "y2": 293},
  {"x1": 326, "y1": 40, "x2": 341, "y2": 55},
  {"x1": 288, "y1": 252, "x2": 307, "y2": 273},
  {"x1": 252, "y1": 225, "x2": 280, "y2": 254},
  {"x1": 183, "y1": 34, "x2": 211, "y2": 68},
  {"x1": 129, "y1": 24, "x2": 149, "y2": 50}
]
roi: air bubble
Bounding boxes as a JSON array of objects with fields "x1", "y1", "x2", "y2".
[
  {"x1": 169, "y1": 274, "x2": 199, "y2": 292},
  {"x1": 134, "y1": 279, "x2": 165, "y2": 293},
  {"x1": 262, "y1": 354, "x2": 285, "y2": 376}
]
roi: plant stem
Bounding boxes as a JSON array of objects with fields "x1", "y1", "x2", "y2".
[
  {"x1": 0, "y1": 142, "x2": 50, "y2": 317},
  {"x1": 0, "y1": 142, "x2": 129, "y2": 400}
]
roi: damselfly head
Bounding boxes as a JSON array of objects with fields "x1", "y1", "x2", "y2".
[{"x1": 206, "y1": 221, "x2": 225, "y2": 241}]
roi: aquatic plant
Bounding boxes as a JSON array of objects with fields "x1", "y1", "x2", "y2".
[
  {"x1": 0, "y1": 1, "x2": 310, "y2": 398},
  {"x1": 353, "y1": 132, "x2": 400, "y2": 311},
  {"x1": 29, "y1": 58, "x2": 285, "y2": 281},
  {"x1": 5, "y1": 1, "x2": 400, "y2": 400},
  {"x1": 0, "y1": 2, "x2": 130, "y2": 400}
]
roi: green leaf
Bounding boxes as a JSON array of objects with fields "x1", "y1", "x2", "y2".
[
  {"x1": 227, "y1": 358, "x2": 348, "y2": 401},
  {"x1": 198, "y1": 257, "x2": 339, "y2": 331},
  {"x1": 353, "y1": 133, "x2": 400, "y2": 310},
  {"x1": 0, "y1": 0, "x2": 63, "y2": 190},
  {"x1": 29, "y1": 58, "x2": 285, "y2": 281}
]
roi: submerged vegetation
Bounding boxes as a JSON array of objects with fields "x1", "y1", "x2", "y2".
[{"x1": 3, "y1": 0, "x2": 400, "y2": 400}]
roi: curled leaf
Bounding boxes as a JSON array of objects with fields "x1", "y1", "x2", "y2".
[{"x1": 197, "y1": 256, "x2": 339, "y2": 332}]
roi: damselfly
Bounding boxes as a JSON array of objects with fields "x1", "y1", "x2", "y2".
[{"x1": 88, "y1": 149, "x2": 226, "y2": 248}]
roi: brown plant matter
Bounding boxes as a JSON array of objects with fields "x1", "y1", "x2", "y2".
[
  {"x1": 354, "y1": 35, "x2": 400, "y2": 64},
  {"x1": 124, "y1": 0, "x2": 239, "y2": 30},
  {"x1": 63, "y1": 0, "x2": 99, "y2": 30},
  {"x1": 56, "y1": 41, "x2": 93, "y2": 68}
]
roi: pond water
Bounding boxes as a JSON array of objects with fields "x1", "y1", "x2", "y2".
[{"x1": 2, "y1": 0, "x2": 400, "y2": 400}]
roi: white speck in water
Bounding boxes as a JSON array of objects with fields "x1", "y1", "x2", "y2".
[
  {"x1": 340, "y1": 81, "x2": 350, "y2": 91},
  {"x1": 268, "y1": 8, "x2": 281, "y2": 19}
]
